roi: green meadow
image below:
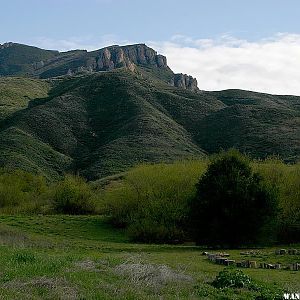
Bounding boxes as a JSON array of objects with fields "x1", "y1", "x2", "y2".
[
  {"x1": 0, "y1": 158, "x2": 299, "y2": 299},
  {"x1": 0, "y1": 215, "x2": 299, "y2": 299}
]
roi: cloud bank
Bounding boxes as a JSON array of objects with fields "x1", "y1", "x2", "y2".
[
  {"x1": 30, "y1": 33, "x2": 300, "y2": 95},
  {"x1": 151, "y1": 33, "x2": 300, "y2": 95}
]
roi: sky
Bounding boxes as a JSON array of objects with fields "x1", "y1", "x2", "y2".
[{"x1": 1, "y1": 0, "x2": 300, "y2": 95}]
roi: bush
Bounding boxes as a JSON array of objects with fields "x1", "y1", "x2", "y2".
[
  {"x1": 190, "y1": 150, "x2": 279, "y2": 247},
  {"x1": 105, "y1": 161, "x2": 207, "y2": 243},
  {"x1": 49, "y1": 175, "x2": 97, "y2": 214},
  {"x1": 212, "y1": 269, "x2": 252, "y2": 289},
  {"x1": 0, "y1": 170, "x2": 101, "y2": 214},
  {"x1": 254, "y1": 159, "x2": 300, "y2": 243},
  {"x1": 212, "y1": 268, "x2": 284, "y2": 299},
  {"x1": 0, "y1": 169, "x2": 46, "y2": 212}
]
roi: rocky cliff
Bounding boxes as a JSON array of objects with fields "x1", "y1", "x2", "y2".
[
  {"x1": 59, "y1": 44, "x2": 168, "y2": 74},
  {"x1": 0, "y1": 42, "x2": 199, "y2": 91},
  {"x1": 90, "y1": 44, "x2": 167, "y2": 72}
]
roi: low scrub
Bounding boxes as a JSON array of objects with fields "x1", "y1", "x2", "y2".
[
  {"x1": 212, "y1": 268, "x2": 284, "y2": 299},
  {"x1": 0, "y1": 168, "x2": 47, "y2": 213},
  {"x1": 212, "y1": 269, "x2": 252, "y2": 289},
  {"x1": 48, "y1": 175, "x2": 98, "y2": 215},
  {"x1": 254, "y1": 159, "x2": 300, "y2": 243},
  {"x1": 104, "y1": 160, "x2": 207, "y2": 243},
  {"x1": 0, "y1": 170, "x2": 100, "y2": 215},
  {"x1": 105, "y1": 153, "x2": 299, "y2": 244}
]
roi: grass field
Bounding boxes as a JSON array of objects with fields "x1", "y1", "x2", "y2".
[{"x1": 0, "y1": 215, "x2": 299, "y2": 299}]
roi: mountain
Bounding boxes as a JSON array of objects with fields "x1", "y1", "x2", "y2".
[
  {"x1": 0, "y1": 42, "x2": 198, "y2": 91},
  {"x1": 0, "y1": 43, "x2": 299, "y2": 179}
]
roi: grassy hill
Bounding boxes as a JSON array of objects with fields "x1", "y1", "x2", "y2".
[
  {"x1": 0, "y1": 43, "x2": 58, "y2": 76},
  {"x1": 0, "y1": 69, "x2": 299, "y2": 179},
  {"x1": 0, "y1": 77, "x2": 50, "y2": 122},
  {"x1": 0, "y1": 70, "x2": 207, "y2": 179}
]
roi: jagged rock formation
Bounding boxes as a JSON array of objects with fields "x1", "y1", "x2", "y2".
[
  {"x1": 34, "y1": 44, "x2": 168, "y2": 75},
  {"x1": 27, "y1": 44, "x2": 168, "y2": 76},
  {"x1": 0, "y1": 42, "x2": 199, "y2": 91},
  {"x1": 170, "y1": 73, "x2": 199, "y2": 92}
]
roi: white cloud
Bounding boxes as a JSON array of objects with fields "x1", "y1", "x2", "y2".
[
  {"x1": 150, "y1": 33, "x2": 300, "y2": 95},
  {"x1": 29, "y1": 33, "x2": 300, "y2": 96}
]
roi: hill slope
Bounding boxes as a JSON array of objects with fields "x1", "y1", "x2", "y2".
[
  {"x1": 0, "y1": 69, "x2": 299, "y2": 179},
  {"x1": 0, "y1": 70, "x2": 208, "y2": 179},
  {"x1": 0, "y1": 43, "x2": 299, "y2": 179}
]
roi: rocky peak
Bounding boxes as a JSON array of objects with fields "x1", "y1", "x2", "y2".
[
  {"x1": 93, "y1": 44, "x2": 168, "y2": 72},
  {"x1": 120, "y1": 44, "x2": 167, "y2": 68},
  {"x1": 72, "y1": 45, "x2": 199, "y2": 91}
]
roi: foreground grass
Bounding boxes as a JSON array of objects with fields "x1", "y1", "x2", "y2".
[{"x1": 0, "y1": 215, "x2": 299, "y2": 299}]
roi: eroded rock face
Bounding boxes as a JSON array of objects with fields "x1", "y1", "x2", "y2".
[
  {"x1": 95, "y1": 44, "x2": 168, "y2": 72},
  {"x1": 170, "y1": 73, "x2": 199, "y2": 92}
]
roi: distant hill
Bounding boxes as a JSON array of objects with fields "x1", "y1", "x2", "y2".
[{"x1": 0, "y1": 43, "x2": 299, "y2": 179}]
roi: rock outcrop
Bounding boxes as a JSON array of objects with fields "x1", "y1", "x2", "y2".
[
  {"x1": 37, "y1": 44, "x2": 168, "y2": 76},
  {"x1": 93, "y1": 44, "x2": 167, "y2": 72},
  {"x1": 57, "y1": 45, "x2": 199, "y2": 91},
  {"x1": 170, "y1": 73, "x2": 199, "y2": 92}
]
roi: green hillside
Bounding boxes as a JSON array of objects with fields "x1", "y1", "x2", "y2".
[
  {"x1": 0, "y1": 68, "x2": 299, "y2": 179},
  {"x1": 0, "y1": 43, "x2": 58, "y2": 76},
  {"x1": 0, "y1": 77, "x2": 50, "y2": 122},
  {"x1": 0, "y1": 43, "x2": 299, "y2": 179},
  {"x1": 196, "y1": 90, "x2": 300, "y2": 162},
  {"x1": 0, "y1": 70, "x2": 207, "y2": 179}
]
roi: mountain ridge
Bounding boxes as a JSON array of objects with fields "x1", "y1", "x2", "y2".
[{"x1": 0, "y1": 42, "x2": 199, "y2": 91}]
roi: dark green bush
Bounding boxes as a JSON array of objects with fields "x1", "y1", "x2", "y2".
[
  {"x1": 49, "y1": 175, "x2": 97, "y2": 214},
  {"x1": 190, "y1": 150, "x2": 279, "y2": 247}
]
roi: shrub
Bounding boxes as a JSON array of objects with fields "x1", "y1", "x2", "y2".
[
  {"x1": 0, "y1": 169, "x2": 46, "y2": 212},
  {"x1": 212, "y1": 268, "x2": 284, "y2": 299},
  {"x1": 190, "y1": 150, "x2": 279, "y2": 247},
  {"x1": 254, "y1": 159, "x2": 300, "y2": 243},
  {"x1": 49, "y1": 175, "x2": 97, "y2": 214},
  {"x1": 105, "y1": 160, "x2": 207, "y2": 243},
  {"x1": 212, "y1": 269, "x2": 252, "y2": 289}
]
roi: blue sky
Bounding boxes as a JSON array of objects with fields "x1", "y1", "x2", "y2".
[
  {"x1": 2, "y1": 0, "x2": 300, "y2": 46},
  {"x1": 1, "y1": 0, "x2": 300, "y2": 94}
]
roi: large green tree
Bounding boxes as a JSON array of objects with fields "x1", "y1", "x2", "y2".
[{"x1": 190, "y1": 150, "x2": 278, "y2": 247}]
